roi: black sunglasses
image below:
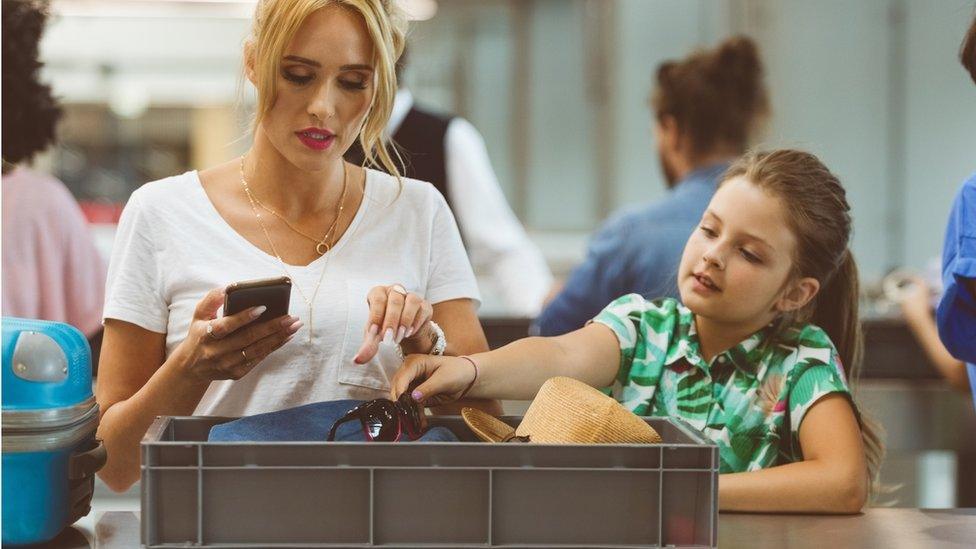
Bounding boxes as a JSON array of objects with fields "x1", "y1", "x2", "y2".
[{"x1": 327, "y1": 392, "x2": 428, "y2": 442}]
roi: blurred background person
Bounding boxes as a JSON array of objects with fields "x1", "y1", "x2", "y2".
[
  {"x1": 894, "y1": 275, "x2": 969, "y2": 392},
  {"x1": 1, "y1": 0, "x2": 107, "y2": 360},
  {"x1": 346, "y1": 46, "x2": 553, "y2": 317},
  {"x1": 936, "y1": 11, "x2": 976, "y2": 397},
  {"x1": 534, "y1": 36, "x2": 769, "y2": 336}
]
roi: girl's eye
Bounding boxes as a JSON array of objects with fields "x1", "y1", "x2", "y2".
[
  {"x1": 283, "y1": 71, "x2": 313, "y2": 85},
  {"x1": 740, "y1": 248, "x2": 762, "y2": 264},
  {"x1": 699, "y1": 225, "x2": 717, "y2": 238},
  {"x1": 340, "y1": 78, "x2": 368, "y2": 90}
]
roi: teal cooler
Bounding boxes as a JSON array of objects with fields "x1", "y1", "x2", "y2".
[{"x1": 2, "y1": 318, "x2": 106, "y2": 546}]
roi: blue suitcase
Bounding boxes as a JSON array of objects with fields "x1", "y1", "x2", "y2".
[{"x1": 2, "y1": 317, "x2": 106, "y2": 546}]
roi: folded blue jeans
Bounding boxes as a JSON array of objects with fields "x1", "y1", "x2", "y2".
[{"x1": 207, "y1": 399, "x2": 458, "y2": 442}]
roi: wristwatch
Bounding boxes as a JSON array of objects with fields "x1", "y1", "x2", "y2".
[
  {"x1": 394, "y1": 320, "x2": 447, "y2": 361},
  {"x1": 426, "y1": 320, "x2": 446, "y2": 356}
]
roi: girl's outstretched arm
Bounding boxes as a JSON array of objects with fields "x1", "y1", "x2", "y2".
[
  {"x1": 719, "y1": 394, "x2": 868, "y2": 513},
  {"x1": 391, "y1": 323, "x2": 621, "y2": 404}
]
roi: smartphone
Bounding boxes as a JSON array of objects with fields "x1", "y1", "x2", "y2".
[{"x1": 223, "y1": 276, "x2": 292, "y2": 323}]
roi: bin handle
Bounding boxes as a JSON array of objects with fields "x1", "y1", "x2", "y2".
[{"x1": 69, "y1": 438, "x2": 107, "y2": 479}]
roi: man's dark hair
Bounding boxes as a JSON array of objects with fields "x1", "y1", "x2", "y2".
[
  {"x1": 651, "y1": 36, "x2": 769, "y2": 160},
  {"x1": 2, "y1": 0, "x2": 62, "y2": 166},
  {"x1": 962, "y1": 11, "x2": 976, "y2": 85}
]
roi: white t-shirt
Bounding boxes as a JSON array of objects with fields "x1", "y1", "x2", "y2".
[{"x1": 103, "y1": 169, "x2": 480, "y2": 417}]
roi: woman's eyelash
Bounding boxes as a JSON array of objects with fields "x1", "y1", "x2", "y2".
[
  {"x1": 283, "y1": 72, "x2": 312, "y2": 84},
  {"x1": 281, "y1": 71, "x2": 366, "y2": 90},
  {"x1": 700, "y1": 225, "x2": 717, "y2": 237},
  {"x1": 340, "y1": 79, "x2": 368, "y2": 90}
]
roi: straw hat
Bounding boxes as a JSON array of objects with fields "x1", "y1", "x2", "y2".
[{"x1": 461, "y1": 376, "x2": 662, "y2": 444}]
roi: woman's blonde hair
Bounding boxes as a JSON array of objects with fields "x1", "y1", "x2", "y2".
[{"x1": 244, "y1": 0, "x2": 407, "y2": 179}]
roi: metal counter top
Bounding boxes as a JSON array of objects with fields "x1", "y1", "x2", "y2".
[
  {"x1": 720, "y1": 508, "x2": 975, "y2": 548},
  {"x1": 42, "y1": 508, "x2": 976, "y2": 548}
]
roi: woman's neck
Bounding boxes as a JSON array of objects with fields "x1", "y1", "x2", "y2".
[
  {"x1": 244, "y1": 128, "x2": 347, "y2": 218},
  {"x1": 693, "y1": 313, "x2": 773, "y2": 363}
]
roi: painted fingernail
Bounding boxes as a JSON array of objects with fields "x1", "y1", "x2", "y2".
[
  {"x1": 369, "y1": 323, "x2": 380, "y2": 336},
  {"x1": 281, "y1": 316, "x2": 296, "y2": 327},
  {"x1": 406, "y1": 326, "x2": 415, "y2": 338},
  {"x1": 395, "y1": 326, "x2": 406, "y2": 344},
  {"x1": 411, "y1": 390, "x2": 423, "y2": 401},
  {"x1": 250, "y1": 306, "x2": 267, "y2": 319},
  {"x1": 289, "y1": 320, "x2": 303, "y2": 333},
  {"x1": 384, "y1": 328, "x2": 394, "y2": 343}
]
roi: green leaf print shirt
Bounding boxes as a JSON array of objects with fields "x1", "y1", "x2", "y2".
[{"x1": 593, "y1": 295, "x2": 853, "y2": 473}]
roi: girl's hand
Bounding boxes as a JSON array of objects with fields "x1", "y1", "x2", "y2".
[
  {"x1": 389, "y1": 354, "x2": 478, "y2": 407},
  {"x1": 354, "y1": 284, "x2": 433, "y2": 364},
  {"x1": 174, "y1": 288, "x2": 302, "y2": 382}
]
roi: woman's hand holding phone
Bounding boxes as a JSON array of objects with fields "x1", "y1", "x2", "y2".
[{"x1": 173, "y1": 287, "x2": 303, "y2": 382}]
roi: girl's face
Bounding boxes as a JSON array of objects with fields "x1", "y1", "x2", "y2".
[
  {"x1": 678, "y1": 176, "x2": 820, "y2": 327},
  {"x1": 250, "y1": 5, "x2": 375, "y2": 172}
]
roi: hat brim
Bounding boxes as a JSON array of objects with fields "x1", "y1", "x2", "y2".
[{"x1": 461, "y1": 407, "x2": 515, "y2": 443}]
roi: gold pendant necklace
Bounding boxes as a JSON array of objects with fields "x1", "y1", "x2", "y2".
[
  {"x1": 245, "y1": 176, "x2": 346, "y2": 256},
  {"x1": 240, "y1": 156, "x2": 349, "y2": 342}
]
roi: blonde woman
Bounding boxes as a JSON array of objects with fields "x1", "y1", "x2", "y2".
[{"x1": 96, "y1": 0, "x2": 495, "y2": 492}]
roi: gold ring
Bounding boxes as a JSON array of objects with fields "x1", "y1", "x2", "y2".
[{"x1": 390, "y1": 284, "x2": 407, "y2": 296}]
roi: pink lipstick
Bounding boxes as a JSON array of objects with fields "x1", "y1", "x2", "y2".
[{"x1": 295, "y1": 127, "x2": 336, "y2": 151}]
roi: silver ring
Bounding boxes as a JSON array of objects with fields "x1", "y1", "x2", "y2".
[
  {"x1": 390, "y1": 284, "x2": 407, "y2": 296},
  {"x1": 206, "y1": 321, "x2": 218, "y2": 340}
]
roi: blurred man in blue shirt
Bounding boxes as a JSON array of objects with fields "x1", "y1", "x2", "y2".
[
  {"x1": 937, "y1": 14, "x2": 976, "y2": 400},
  {"x1": 535, "y1": 37, "x2": 770, "y2": 335}
]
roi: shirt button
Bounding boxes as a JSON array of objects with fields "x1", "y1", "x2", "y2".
[{"x1": 717, "y1": 356, "x2": 727, "y2": 364}]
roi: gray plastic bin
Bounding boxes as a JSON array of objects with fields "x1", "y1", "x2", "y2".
[{"x1": 141, "y1": 415, "x2": 718, "y2": 548}]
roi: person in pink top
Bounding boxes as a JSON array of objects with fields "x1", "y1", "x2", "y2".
[{"x1": 1, "y1": 0, "x2": 107, "y2": 357}]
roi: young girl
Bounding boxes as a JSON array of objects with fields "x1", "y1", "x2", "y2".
[{"x1": 390, "y1": 149, "x2": 884, "y2": 514}]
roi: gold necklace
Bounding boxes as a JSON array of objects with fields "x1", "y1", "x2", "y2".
[
  {"x1": 240, "y1": 156, "x2": 349, "y2": 342},
  {"x1": 245, "y1": 170, "x2": 347, "y2": 256},
  {"x1": 253, "y1": 200, "x2": 340, "y2": 255}
]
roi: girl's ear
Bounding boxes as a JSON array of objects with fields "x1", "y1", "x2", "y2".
[
  {"x1": 775, "y1": 276, "x2": 820, "y2": 313},
  {"x1": 244, "y1": 41, "x2": 257, "y2": 85}
]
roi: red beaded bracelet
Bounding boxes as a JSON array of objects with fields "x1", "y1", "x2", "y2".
[{"x1": 457, "y1": 356, "x2": 480, "y2": 400}]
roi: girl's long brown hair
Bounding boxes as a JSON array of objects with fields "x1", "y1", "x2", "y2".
[{"x1": 724, "y1": 149, "x2": 885, "y2": 499}]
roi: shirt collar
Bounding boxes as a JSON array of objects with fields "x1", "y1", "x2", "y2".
[
  {"x1": 386, "y1": 88, "x2": 414, "y2": 136},
  {"x1": 664, "y1": 307, "x2": 776, "y2": 380},
  {"x1": 722, "y1": 326, "x2": 776, "y2": 380}
]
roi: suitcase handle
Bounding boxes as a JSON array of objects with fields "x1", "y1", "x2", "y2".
[{"x1": 68, "y1": 439, "x2": 107, "y2": 479}]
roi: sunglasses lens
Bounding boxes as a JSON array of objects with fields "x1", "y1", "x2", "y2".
[
  {"x1": 363, "y1": 402, "x2": 400, "y2": 441},
  {"x1": 329, "y1": 397, "x2": 424, "y2": 443}
]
